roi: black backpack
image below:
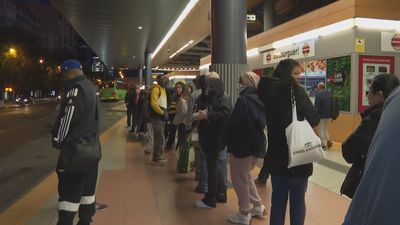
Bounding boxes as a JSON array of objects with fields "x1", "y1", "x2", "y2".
[{"x1": 330, "y1": 97, "x2": 340, "y2": 120}]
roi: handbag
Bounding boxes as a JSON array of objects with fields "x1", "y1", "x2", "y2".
[
  {"x1": 60, "y1": 99, "x2": 101, "y2": 172},
  {"x1": 286, "y1": 93, "x2": 325, "y2": 168},
  {"x1": 340, "y1": 169, "x2": 362, "y2": 199},
  {"x1": 340, "y1": 161, "x2": 365, "y2": 198}
]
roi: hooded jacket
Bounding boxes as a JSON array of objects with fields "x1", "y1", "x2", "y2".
[
  {"x1": 198, "y1": 78, "x2": 232, "y2": 153},
  {"x1": 258, "y1": 76, "x2": 320, "y2": 177},
  {"x1": 226, "y1": 87, "x2": 266, "y2": 158}
]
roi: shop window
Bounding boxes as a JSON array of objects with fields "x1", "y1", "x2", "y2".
[{"x1": 299, "y1": 59, "x2": 327, "y2": 97}]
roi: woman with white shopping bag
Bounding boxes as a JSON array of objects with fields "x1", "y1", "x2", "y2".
[{"x1": 258, "y1": 59, "x2": 320, "y2": 225}]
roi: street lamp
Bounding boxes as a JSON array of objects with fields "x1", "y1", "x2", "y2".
[
  {"x1": 8, "y1": 47, "x2": 17, "y2": 57},
  {"x1": 39, "y1": 58, "x2": 44, "y2": 64}
]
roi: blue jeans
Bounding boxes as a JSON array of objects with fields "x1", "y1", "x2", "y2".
[
  {"x1": 270, "y1": 175, "x2": 308, "y2": 225},
  {"x1": 198, "y1": 148, "x2": 228, "y2": 192}
]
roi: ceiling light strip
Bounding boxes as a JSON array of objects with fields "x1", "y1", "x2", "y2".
[
  {"x1": 271, "y1": 18, "x2": 400, "y2": 49},
  {"x1": 169, "y1": 40, "x2": 194, "y2": 59},
  {"x1": 152, "y1": 0, "x2": 199, "y2": 59}
]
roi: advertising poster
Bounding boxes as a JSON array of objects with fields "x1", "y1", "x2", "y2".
[
  {"x1": 358, "y1": 55, "x2": 395, "y2": 112},
  {"x1": 326, "y1": 55, "x2": 351, "y2": 112}
]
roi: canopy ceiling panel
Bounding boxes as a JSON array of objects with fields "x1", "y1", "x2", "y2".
[{"x1": 51, "y1": 0, "x2": 188, "y2": 68}]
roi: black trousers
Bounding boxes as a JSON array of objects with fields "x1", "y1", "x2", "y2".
[
  {"x1": 257, "y1": 154, "x2": 270, "y2": 182},
  {"x1": 203, "y1": 149, "x2": 226, "y2": 207},
  {"x1": 127, "y1": 107, "x2": 134, "y2": 126},
  {"x1": 165, "y1": 114, "x2": 177, "y2": 148},
  {"x1": 57, "y1": 165, "x2": 98, "y2": 225},
  {"x1": 176, "y1": 124, "x2": 189, "y2": 150}
]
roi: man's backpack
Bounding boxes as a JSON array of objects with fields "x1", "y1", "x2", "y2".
[
  {"x1": 142, "y1": 86, "x2": 161, "y2": 122},
  {"x1": 330, "y1": 97, "x2": 340, "y2": 120}
]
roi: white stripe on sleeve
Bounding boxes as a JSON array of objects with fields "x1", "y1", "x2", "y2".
[
  {"x1": 58, "y1": 106, "x2": 72, "y2": 142},
  {"x1": 60, "y1": 106, "x2": 75, "y2": 141}
]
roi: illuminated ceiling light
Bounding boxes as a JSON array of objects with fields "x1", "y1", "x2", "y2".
[
  {"x1": 272, "y1": 18, "x2": 355, "y2": 48},
  {"x1": 169, "y1": 75, "x2": 197, "y2": 80},
  {"x1": 138, "y1": 26, "x2": 143, "y2": 30},
  {"x1": 273, "y1": 29, "x2": 319, "y2": 48},
  {"x1": 246, "y1": 48, "x2": 259, "y2": 57},
  {"x1": 189, "y1": 40, "x2": 194, "y2": 44},
  {"x1": 133, "y1": 56, "x2": 136, "y2": 59},
  {"x1": 355, "y1": 18, "x2": 400, "y2": 31},
  {"x1": 152, "y1": 0, "x2": 199, "y2": 59},
  {"x1": 169, "y1": 53, "x2": 177, "y2": 59},
  {"x1": 319, "y1": 18, "x2": 354, "y2": 36}
]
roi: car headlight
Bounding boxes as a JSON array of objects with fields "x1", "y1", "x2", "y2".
[{"x1": 24, "y1": 99, "x2": 28, "y2": 102}]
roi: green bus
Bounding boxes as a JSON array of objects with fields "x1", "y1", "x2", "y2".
[{"x1": 99, "y1": 80, "x2": 127, "y2": 102}]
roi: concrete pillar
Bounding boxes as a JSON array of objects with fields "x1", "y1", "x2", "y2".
[
  {"x1": 138, "y1": 68, "x2": 143, "y2": 87},
  {"x1": 210, "y1": 0, "x2": 248, "y2": 101},
  {"x1": 264, "y1": 0, "x2": 274, "y2": 31},
  {"x1": 144, "y1": 52, "x2": 152, "y2": 86}
]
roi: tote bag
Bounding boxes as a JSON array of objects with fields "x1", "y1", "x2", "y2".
[
  {"x1": 176, "y1": 141, "x2": 196, "y2": 173},
  {"x1": 285, "y1": 98, "x2": 325, "y2": 168}
]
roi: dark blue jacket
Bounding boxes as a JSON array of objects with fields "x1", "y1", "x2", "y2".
[
  {"x1": 226, "y1": 87, "x2": 266, "y2": 158},
  {"x1": 315, "y1": 90, "x2": 332, "y2": 119}
]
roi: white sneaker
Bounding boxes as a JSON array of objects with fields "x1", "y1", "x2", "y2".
[
  {"x1": 250, "y1": 204, "x2": 267, "y2": 218},
  {"x1": 195, "y1": 200, "x2": 213, "y2": 209},
  {"x1": 227, "y1": 212, "x2": 251, "y2": 225}
]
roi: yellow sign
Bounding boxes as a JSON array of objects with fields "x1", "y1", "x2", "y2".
[{"x1": 355, "y1": 38, "x2": 366, "y2": 53}]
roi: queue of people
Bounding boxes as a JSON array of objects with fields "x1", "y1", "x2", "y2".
[{"x1": 52, "y1": 58, "x2": 400, "y2": 225}]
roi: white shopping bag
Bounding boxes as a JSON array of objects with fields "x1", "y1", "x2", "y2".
[
  {"x1": 191, "y1": 128, "x2": 199, "y2": 142},
  {"x1": 285, "y1": 100, "x2": 325, "y2": 168}
]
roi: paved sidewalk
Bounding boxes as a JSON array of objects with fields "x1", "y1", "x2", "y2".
[{"x1": 0, "y1": 117, "x2": 350, "y2": 225}]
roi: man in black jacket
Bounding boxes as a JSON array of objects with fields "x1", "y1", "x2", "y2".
[
  {"x1": 52, "y1": 60, "x2": 101, "y2": 225},
  {"x1": 195, "y1": 76, "x2": 232, "y2": 208}
]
